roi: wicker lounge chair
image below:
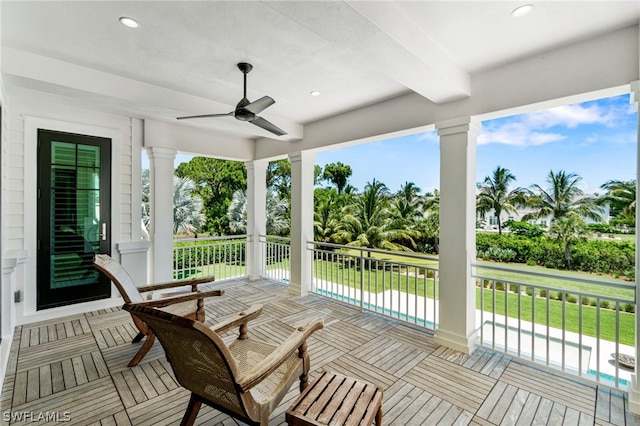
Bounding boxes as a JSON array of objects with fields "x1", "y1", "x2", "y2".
[
  {"x1": 123, "y1": 302, "x2": 324, "y2": 426},
  {"x1": 93, "y1": 253, "x2": 222, "y2": 366}
]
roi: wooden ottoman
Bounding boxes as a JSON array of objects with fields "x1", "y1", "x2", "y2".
[{"x1": 286, "y1": 370, "x2": 383, "y2": 425}]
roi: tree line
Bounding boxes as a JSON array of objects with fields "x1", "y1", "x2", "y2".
[{"x1": 142, "y1": 157, "x2": 635, "y2": 274}]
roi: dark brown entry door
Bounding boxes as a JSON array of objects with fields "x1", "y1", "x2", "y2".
[{"x1": 37, "y1": 129, "x2": 111, "y2": 309}]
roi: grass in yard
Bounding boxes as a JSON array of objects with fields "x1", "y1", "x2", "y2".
[
  {"x1": 479, "y1": 287, "x2": 635, "y2": 346},
  {"x1": 311, "y1": 256, "x2": 635, "y2": 345}
]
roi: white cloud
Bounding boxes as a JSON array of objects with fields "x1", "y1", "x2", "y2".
[
  {"x1": 478, "y1": 121, "x2": 565, "y2": 146},
  {"x1": 525, "y1": 103, "x2": 621, "y2": 129},
  {"x1": 479, "y1": 98, "x2": 634, "y2": 147}
]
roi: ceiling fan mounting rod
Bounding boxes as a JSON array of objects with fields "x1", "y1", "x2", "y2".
[{"x1": 238, "y1": 62, "x2": 253, "y2": 98}]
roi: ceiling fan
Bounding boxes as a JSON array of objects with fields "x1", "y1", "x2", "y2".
[{"x1": 177, "y1": 62, "x2": 286, "y2": 136}]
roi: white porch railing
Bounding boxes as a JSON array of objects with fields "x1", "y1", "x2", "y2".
[
  {"x1": 170, "y1": 235, "x2": 635, "y2": 390},
  {"x1": 172, "y1": 235, "x2": 247, "y2": 280},
  {"x1": 308, "y1": 241, "x2": 440, "y2": 331},
  {"x1": 258, "y1": 235, "x2": 291, "y2": 284},
  {"x1": 473, "y1": 262, "x2": 636, "y2": 390}
]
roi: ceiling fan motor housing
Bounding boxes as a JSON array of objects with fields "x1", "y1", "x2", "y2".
[{"x1": 235, "y1": 97, "x2": 255, "y2": 121}]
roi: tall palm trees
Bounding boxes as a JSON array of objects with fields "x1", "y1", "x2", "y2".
[
  {"x1": 525, "y1": 170, "x2": 603, "y2": 223},
  {"x1": 227, "y1": 189, "x2": 289, "y2": 235},
  {"x1": 173, "y1": 177, "x2": 206, "y2": 236},
  {"x1": 392, "y1": 182, "x2": 423, "y2": 228},
  {"x1": 334, "y1": 179, "x2": 418, "y2": 253},
  {"x1": 476, "y1": 166, "x2": 527, "y2": 234},
  {"x1": 600, "y1": 179, "x2": 636, "y2": 227}
]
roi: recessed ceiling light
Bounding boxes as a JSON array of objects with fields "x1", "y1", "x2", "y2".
[
  {"x1": 119, "y1": 17, "x2": 139, "y2": 28},
  {"x1": 511, "y1": 4, "x2": 534, "y2": 17},
  {"x1": 310, "y1": 91, "x2": 321, "y2": 97}
]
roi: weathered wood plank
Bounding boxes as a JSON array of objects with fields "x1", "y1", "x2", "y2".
[{"x1": 2, "y1": 278, "x2": 634, "y2": 426}]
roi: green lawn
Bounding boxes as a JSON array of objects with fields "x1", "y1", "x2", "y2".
[
  {"x1": 479, "y1": 287, "x2": 635, "y2": 346},
  {"x1": 311, "y1": 255, "x2": 635, "y2": 345},
  {"x1": 174, "y1": 254, "x2": 635, "y2": 346}
]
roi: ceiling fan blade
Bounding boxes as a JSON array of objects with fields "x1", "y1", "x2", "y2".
[
  {"x1": 250, "y1": 116, "x2": 287, "y2": 136},
  {"x1": 244, "y1": 96, "x2": 275, "y2": 114},
  {"x1": 176, "y1": 112, "x2": 233, "y2": 120}
]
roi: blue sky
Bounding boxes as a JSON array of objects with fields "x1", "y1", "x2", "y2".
[
  {"x1": 156, "y1": 94, "x2": 637, "y2": 196},
  {"x1": 316, "y1": 94, "x2": 638, "y2": 195}
]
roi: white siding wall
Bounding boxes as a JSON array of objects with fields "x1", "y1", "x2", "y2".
[{"x1": 3, "y1": 95, "x2": 140, "y2": 326}]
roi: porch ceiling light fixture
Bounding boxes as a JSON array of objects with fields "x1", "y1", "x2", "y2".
[
  {"x1": 310, "y1": 91, "x2": 321, "y2": 97},
  {"x1": 511, "y1": 4, "x2": 534, "y2": 17},
  {"x1": 119, "y1": 16, "x2": 139, "y2": 28}
]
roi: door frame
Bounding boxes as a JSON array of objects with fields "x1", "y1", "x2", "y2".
[
  {"x1": 36, "y1": 129, "x2": 112, "y2": 309},
  {"x1": 23, "y1": 116, "x2": 123, "y2": 320}
]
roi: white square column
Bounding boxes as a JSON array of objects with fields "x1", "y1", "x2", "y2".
[
  {"x1": 626, "y1": 80, "x2": 640, "y2": 414},
  {"x1": 245, "y1": 160, "x2": 268, "y2": 280},
  {"x1": 434, "y1": 117, "x2": 481, "y2": 354},
  {"x1": 289, "y1": 151, "x2": 316, "y2": 296},
  {"x1": 146, "y1": 147, "x2": 176, "y2": 283}
]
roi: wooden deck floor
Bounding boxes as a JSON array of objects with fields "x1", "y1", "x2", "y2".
[{"x1": 2, "y1": 278, "x2": 640, "y2": 425}]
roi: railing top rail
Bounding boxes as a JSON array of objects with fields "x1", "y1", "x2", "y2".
[
  {"x1": 259, "y1": 235, "x2": 291, "y2": 243},
  {"x1": 173, "y1": 234, "x2": 248, "y2": 243},
  {"x1": 308, "y1": 240, "x2": 440, "y2": 262},
  {"x1": 472, "y1": 262, "x2": 636, "y2": 291}
]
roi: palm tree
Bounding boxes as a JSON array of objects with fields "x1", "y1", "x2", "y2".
[
  {"x1": 476, "y1": 166, "x2": 527, "y2": 234},
  {"x1": 141, "y1": 171, "x2": 206, "y2": 236},
  {"x1": 549, "y1": 212, "x2": 589, "y2": 269},
  {"x1": 600, "y1": 179, "x2": 636, "y2": 226},
  {"x1": 227, "y1": 189, "x2": 289, "y2": 235},
  {"x1": 419, "y1": 189, "x2": 440, "y2": 253},
  {"x1": 314, "y1": 189, "x2": 340, "y2": 244},
  {"x1": 173, "y1": 177, "x2": 206, "y2": 236},
  {"x1": 333, "y1": 179, "x2": 417, "y2": 254},
  {"x1": 524, "y1": 170, "x2": 602, "y2": 223},
  {"x1": 392, "y1": 182, "x2": 423, "y2": 227}
]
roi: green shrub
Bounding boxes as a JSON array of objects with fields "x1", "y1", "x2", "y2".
[
  {"x1": 624, "y1": 303, "x2": 635, "y2": 313},
  {"x1": 476, "y1": 232, "x2": 635, "y2": 278},
  {"x1": 509, "y1": 284, "x2": 519, "y2": 293},
  {"x1": 526, "y1": 287, "x2": 534, "y2": 297},
  {"x1": 495, "y1": 281, "x2": 505, "y2": 291},
  {"x1": 539, "y1": 289, "x2": 547, "y2": 298},
  {"x1": 566, "y1": 294, "x2": 577, "y2": 304},
  {"x1": 581, "y1": 296, "x2": 590, "y2": 306},
  {"x1": 600, "y1": 300, "x2": 611, "y2": 309},
  {"x1": 504, "y1": 220, "x2": 546, "y2": 238}
]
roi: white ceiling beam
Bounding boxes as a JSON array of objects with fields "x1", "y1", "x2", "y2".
[{"x1": 266, "y1": 1, "x2": 470, "y2": 103}]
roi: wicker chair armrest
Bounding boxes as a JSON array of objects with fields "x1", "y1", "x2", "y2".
[
  {"x1": 128, "y1": 289, "x2": 223, "y2": 308},
  {"x1": 137, "y1": 275, "x2": 216, "y2": 293},
  {"x1": 210, "y1": 304, "x2": 263, "y2": 335},
  {"x1": 236, "y1": 317, "x2": 324, "y2": 392}
]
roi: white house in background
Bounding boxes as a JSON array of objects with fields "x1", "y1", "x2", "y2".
[{"x1": 477, "y1": 199, "x2": 611, "y2": 232}]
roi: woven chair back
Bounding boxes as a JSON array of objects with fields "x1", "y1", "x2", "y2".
[
  {"x1": 124, "y1": 303, "x2": 245, "y2": 417},
  {"x1": 94, "y1": 254, "x2": 144, "y2": 303}
]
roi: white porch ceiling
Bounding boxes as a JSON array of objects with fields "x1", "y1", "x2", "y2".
[{"x1": 1, "y1": 1, "x2": 639, "y2": 142}]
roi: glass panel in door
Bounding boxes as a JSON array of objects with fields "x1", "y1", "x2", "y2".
[{"x1": 37, "y1": 130, "x2": 111, "y2": 309}]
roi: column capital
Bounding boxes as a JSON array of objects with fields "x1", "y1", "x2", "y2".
[
  {"x1": 244, "y1": 158, "x2": 270, "y2": 171},
  {"x1": 630, "y1": 80, "x2": 640, "y2": 109},
  {"x1": 288, "y1": 150, "x2": 316, "y2": 164},
  {"x1": 146, "y1": 146, "x2": 177, "y2": 161},
  {"x1": 436, "y1": 116, "x2": 482, "y2": 137}
]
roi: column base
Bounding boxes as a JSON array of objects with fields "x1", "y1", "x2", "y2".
[
  {"x1": 433, "y1": 328, "x2": 478, "y2": 355},
  {"x1": 287, "y1": 282, "x2": 308, "y2": 297},
  {"x1": 628, "y1": 375, "x2": 640, "y2": 414}
]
